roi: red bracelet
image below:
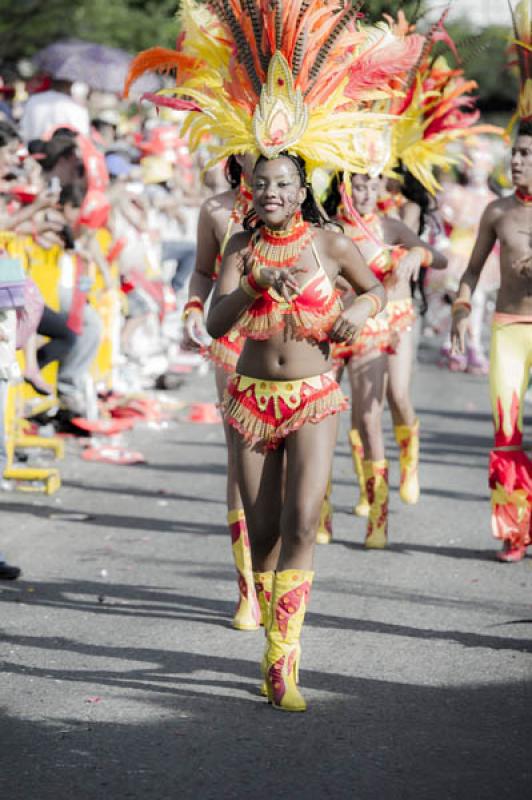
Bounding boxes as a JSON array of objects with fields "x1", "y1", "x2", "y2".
[
  {"x1": 246, "y1": 270, "x2": 262, "y2": 294},
  {"x1": 182, "y1": 297, "x2": 204, "y2": 321}
]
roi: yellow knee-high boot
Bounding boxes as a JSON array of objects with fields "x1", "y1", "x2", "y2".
[
  {"x1": 316, "y1": 479, "x2": 333, "y2": 544},
  {"x1": 254, "y1": 571, "x2": 274, "y2": 696},
  {"x1": 228, "y1": 509, "x2": 261, "y2": 630},
  {"x1": 395, "y1": 419, "x2": 420, "y2": 505},
  {"x1": 349, "y1": 429, "x2": 370, "y2": 517},
  {"x1": 266, "y1": 569, "x2": 314, "y2": 712},
  {"x1": 363, "y1": 460, "x2": 389, "y2": 549}
]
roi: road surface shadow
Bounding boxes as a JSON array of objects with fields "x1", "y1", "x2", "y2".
[{"x1": 0, "y1": 666, "x2": 530, "y2": 800}]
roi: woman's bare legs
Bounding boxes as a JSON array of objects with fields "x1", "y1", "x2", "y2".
[
  {"x1": 387, "y1": 329, "x2": 420, "y2": 504},
  {"x1": 232, "y1": 435, "x2": 284, "y2": 571},
  {"x1": 214, "y1": 365, "x2": 260, "y2": 629},
  {"x1": 233, "y1": 415, "x2": 338, "y2": 570},
  {"x1": 234, "y1": 415, "x2": 338, "y2": 711},
  {"x1": 214, "y1": 365, "x2": 242, "y2": 509},
  {"x1": 348, "y1": 352, "x2": 389, "y2": 546},
  {"x1": 348, "y1": 351, "x2": 388, "y2": 460},
  {"x1": 386, "y1": 329, "x2": 416, "y2": 427}
]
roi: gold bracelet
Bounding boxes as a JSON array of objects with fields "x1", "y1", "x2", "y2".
[
  {"x1": 239, "y1": 274, "x2": 261, "y2": 299},
  {"x1": 355, "y1": 291, "x2": 382, "y2": 318},
  {"x1": 182, "y1": 296, "x2": 205, "y2": 321}
]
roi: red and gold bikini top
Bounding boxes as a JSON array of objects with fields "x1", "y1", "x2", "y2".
[
  {"x1": 236, "y1": 219, "x2": 342, "y2": 342},
  {"x1": 338, "y1": 207, "x2": 402, "y2": 284},
  {"x1": 214, "y1": 182, "x2": 254, "y2": 279}
]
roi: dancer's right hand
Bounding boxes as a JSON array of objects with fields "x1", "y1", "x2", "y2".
[{"x1": 183, "y1": 310, "x2": 210, "y2": 349}]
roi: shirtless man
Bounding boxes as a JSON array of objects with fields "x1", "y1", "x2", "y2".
[
  {"x1": 451, "y1": 123, "x2": 532, "y2": 562},
  {"x1": 182, "y1": 154, "x2": 262, "y2": 629}
]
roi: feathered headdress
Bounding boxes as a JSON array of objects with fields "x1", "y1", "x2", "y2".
[
  {"x1": 124, "y1": 0, "x2": 423, "y2": 176},
  {"x1": 384, "y1": 13, "x2": 504, "y2": 194},
  {"x1": 509, "y1": 0, "x2": 532, "y2": 127}
]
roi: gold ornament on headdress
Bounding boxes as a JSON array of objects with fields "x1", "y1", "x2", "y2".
[{"x1": 252, "y1": 52, "x2": 309, "y2": 159}]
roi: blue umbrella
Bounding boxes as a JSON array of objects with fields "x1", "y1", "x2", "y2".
[{"x1": 33, "y1": 38, "x2": 161, "y2": 96}]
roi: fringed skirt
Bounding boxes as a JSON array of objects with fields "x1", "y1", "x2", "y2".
[
  {"x1": 207, "y1": 328, "x2": 245, "y2": 373},
  {"x1": 222, "y1": 371, "x2": 348, "y2": 451}
]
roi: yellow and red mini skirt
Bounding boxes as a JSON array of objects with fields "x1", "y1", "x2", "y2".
[{"x1": 222, "y1": 371, "x2": 348, "y2": 450}]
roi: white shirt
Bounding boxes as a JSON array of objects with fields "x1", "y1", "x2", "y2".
[{"x1": 20, "y1": 91, "x2": 90, "y2": 142}]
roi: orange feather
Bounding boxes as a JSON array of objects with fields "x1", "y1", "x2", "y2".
[{"x1": 124, "y1": 48, "x2": 198, "y2": 98}]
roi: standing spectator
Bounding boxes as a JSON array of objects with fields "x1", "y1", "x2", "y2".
[{"x1": 20, "y1": 78, "x2": 90, "y2": 142}]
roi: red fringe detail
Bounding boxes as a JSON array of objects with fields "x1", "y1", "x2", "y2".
[
  {"x1": 222, "y1": 373, "x2": 348, "y2": 451},
  {"x1": 207, "y1": 333, "x2": 244, "y2": 373}
]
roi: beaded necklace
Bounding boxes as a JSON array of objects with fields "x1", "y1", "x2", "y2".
[
  {"x1": 515, "y1": 188, "x2": 532, "y2": 206},
  {"x1": 249, "y1": 211, "x2": 315, "y2": 270}
]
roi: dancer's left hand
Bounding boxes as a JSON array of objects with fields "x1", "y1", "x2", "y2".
[
  {"x1": 395, "y1": 249, "x2": 422, "y2": 284},
  {"x1": 329, "y1": 304, "x2": 367, "y2": 344}
]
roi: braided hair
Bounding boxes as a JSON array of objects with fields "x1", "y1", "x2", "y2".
[
  {"x1": 224, "y1": 155, "x2": 242, "y2": 189},
  {"x1": 244, "y1": 152, "x2": 330, "y2": 230}
]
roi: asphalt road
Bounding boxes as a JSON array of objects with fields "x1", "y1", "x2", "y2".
[{"x1": 1, "y1": 344, "x2": 531, "y2": 800}]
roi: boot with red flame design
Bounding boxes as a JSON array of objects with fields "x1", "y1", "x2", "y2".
[
  {"x1": 349, "y1": 429, "x2": 370, "y2": 517},
  {"x1": 394, "y1": 419, "x2": 420, "y2": 505},
  {"x1": 254, "y1": 570, "x2": 274, "y2": 696},
  {"x1": 228, "y1": 509, "x2": 261, "y2": 630},
  {"x1": 316, "y1": 479, "x2": 333, "y2": 544},
  {"x1": 265, "y1": 569, "x2": 314, "y2": 712},
  {"x1": 363, "y1": 460, "x2": 389, "y2": 549}
]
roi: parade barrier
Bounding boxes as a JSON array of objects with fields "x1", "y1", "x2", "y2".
[{"x1": 1, "y1": 235, "x2": 63, "y2": 491}]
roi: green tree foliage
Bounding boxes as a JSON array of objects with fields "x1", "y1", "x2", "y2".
[
  {"x1": 0, "y1": 0, "x2": 177, "y2": 61},
  {"x1": 0, "y1": 0, "x2": 517, "y2": 119},
  {"x1": 434, "y1": 19, "x2": 517, "y2": 117},
  {"x1": 362, "y1": 0, "x2": 427, "y2": 24}
]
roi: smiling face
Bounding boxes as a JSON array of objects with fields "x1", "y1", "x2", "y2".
[
  {"x1": 252, "y1": 156, "x2": 307, "y2": 229},
  {"x1": 511, "y1": 135, "x2": 532, "y2": 191},
  {"x1": 350, "y1": 173, "x2": 380, "y2": 216}
]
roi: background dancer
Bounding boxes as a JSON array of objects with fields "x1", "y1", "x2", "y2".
[
  {"x1": 451, "y1": 1, "x2": 532, "y2": 562},
  {"x1": 182, "y1": 154, "x2": 261, "y2": 632},
  {"x1": 325, "y1": 171, "x2": 446, "y2": 547},
  {"x1": 451, "y1": 129, "x2": 532, "y2": 560}
]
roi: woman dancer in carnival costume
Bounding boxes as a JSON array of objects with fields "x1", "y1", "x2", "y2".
[
  {"x1": 451, "y1": 0, "x2": 532, "y2": 562},
  {"x1": 320, "y1": 22, "x2": 501, "y2": 545},
  {"x1": 183, "y1": 155, "x2": 261, "y2": 631},
  {"x1": 183, "y1": 153, "x2": 263, "y2": 631},
  {"x1": 322, "y1": 169, "x2": 446, "y2": 543},
  {"x1": 126, "y1": 0, "x2": 424, "y2": 711},
  {"x1": 127, "y1": 17, "x2": 262, "y2": 634}
]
